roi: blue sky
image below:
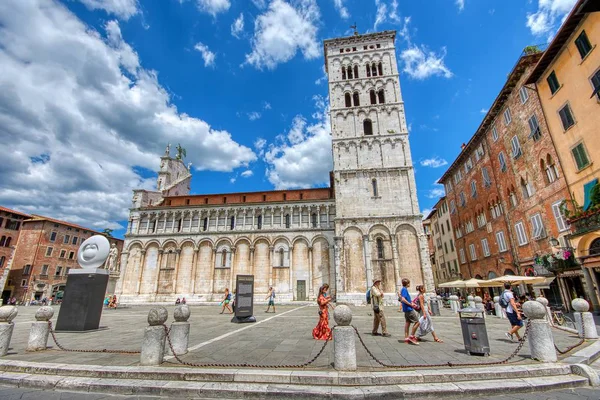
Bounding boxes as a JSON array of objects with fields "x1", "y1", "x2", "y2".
[{"x1": 0, "y1": 0, "x2": 576, "y2": 239}]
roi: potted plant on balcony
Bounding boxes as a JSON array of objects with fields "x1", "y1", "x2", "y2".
[{"x1": 537, "y1": 248, "x2": 580, "y2": 273}]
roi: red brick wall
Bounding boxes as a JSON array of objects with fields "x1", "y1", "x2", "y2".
[
  {"x1": 162, "y1": 188, "x2": 334, "y2": 207},
  {"x1": 0, "y1": 210, "x2": 30, "y2": 291}
]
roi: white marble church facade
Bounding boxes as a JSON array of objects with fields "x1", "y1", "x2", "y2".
[{"x1": 116, "y1": 30, "x2": 433, "y2": 304}]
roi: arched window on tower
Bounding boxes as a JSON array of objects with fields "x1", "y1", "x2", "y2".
[
  {"x1": 257, "y1": 215, "x2": 263, "y2": 230},
  {"x1": 354, "y1": 65, "x2": 359, "y2": 78},
  {"x1": 378, "y1": 89, "x2": 385, "y2": 104},
  {"x1": 363, "y1": 119, "x2": 373, "y2": 136},
  {"x1": 347, "y1": 66, "x2": 353, "y2": 79},
  {"x1": 372, "y1": 178, "x2": 378, "y2": 197},
  {"x1": 370, "y1": 90, "x2": 376, "y2": 105},
  {"x1": 376, "y1": 238, "x2": 384, "y2": 259},
  {"x1": 279, "y1": 248, "x2": 285, "y2": 266},
  {"x1": 366, "y1": 65, "x2": 371, "y2": 77},
  {"x1": 353, "y1": 91, "x2": 360, "y2": 106},
  {"x1": 285, "y1": 214, "x2": 290, "y2": 228},
  {"x1": 203, "y1": 217, "x2": 208, "y2": 231},
  {"x1": 371, "y1": 63, "x2": 377, "y2": 76},
  {"x1": 345, "y1": 93, "x2": 352, "y2": 107},
  {"x1": 378, "y1": 62, "x2": 383, "y2": 76},
  {"x1": 341, "y1": 66, "x2": 346, "y2": 80}
]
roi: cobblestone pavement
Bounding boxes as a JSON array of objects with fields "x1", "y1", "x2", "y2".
[
  {"x1": 1, "y1": 386, "x2": 599, "y2": 399},
  {"x1": 1, "y1": 304, "x2": 590, "y2": 369}
]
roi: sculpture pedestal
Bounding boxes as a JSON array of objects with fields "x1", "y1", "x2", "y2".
[{"x1": 55, "y1": 269, "x2": 109, "y2": 331}]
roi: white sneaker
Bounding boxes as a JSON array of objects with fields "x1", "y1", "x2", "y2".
[{"x1": 505, "y1": 332, "x2": 513, "y2": 342}]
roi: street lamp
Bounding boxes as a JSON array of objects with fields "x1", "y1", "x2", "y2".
[{"x1": 549, "y1": 237, "x2": 560, "y2": 248}]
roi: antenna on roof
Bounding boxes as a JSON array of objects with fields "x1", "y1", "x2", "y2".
[{"x1": 350, "y1": 22, "x2": 358, "y2": 36}]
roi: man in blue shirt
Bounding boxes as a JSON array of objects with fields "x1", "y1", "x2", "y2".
[{"x1": 399, "y1": 278, "x2": 420, "y2": 345}]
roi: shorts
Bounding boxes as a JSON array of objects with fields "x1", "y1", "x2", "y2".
[
  {"x1": 404, "y1": 310, "x2": 419, "y2": 323},
  {"x1": 224, "y1": 300, "x2": 230, "y2": 304},
  {"x1": 506, "y1": 311, "x2": 523, "y2": 327},
  {"x1": 268, "y1": 300, "x2": 275, "y2": 306}
]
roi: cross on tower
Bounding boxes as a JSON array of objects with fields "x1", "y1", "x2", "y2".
[{"x1": 350, "y1": 22, "x2": 358, "y2": 36}]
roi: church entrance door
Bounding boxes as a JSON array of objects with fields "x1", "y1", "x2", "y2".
[{"x1": 297, "y1": 280, "x2": 306, "y2": 301}]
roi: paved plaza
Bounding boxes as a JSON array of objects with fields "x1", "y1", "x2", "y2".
[{"x1": 1, "y1": 304, "x2": 592, "y2": 369}]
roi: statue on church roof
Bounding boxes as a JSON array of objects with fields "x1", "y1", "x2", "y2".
[
  {"x1": 165, "y1": 143, "x2": 171, "y2": 156},
  {"x1": 175, "y1": 143, "x2": 186, "y2": 161},
  {"x1": 187, "y1": 162, "x2": 192, "y2": 171}
]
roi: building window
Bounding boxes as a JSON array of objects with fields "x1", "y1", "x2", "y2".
[
  {"x1": 372, "y1": 179, "x2": 378, "y2": 197},
  {"x1": 223, "y1": 197, "x2": 227, "y2": 204},
  {"x1": 68, "y1": 251, "x2": 75, "y2": 260},
  {"x1": 378, "y1": 62, "x2": 383, "y2": 76},
  {"x1": 464, "y1": 157, "x2": 473, "y2": 173},
  {"x1": 366, "y1": 64, "x2": 371, "y2": 77},
  {"x1": 50, "y1": 232, "x2": 57, "y2": 242},
  {"x1": 459, "y1": 248, "x2": 466, "y2": 264},
  {"x1": 459, "y1": 192, "x2": 466, "y2": 207},
  {"x1": 243, "y1": 195, "x2": 246, "y2": 202},
  {"x1": 591, "y1": 69, "x2": 600, "y2": 100},
  {"x1": 72, "y1": 236, "x2": 78, "y2": 245},
  {"x1": 353, "y1": 91, "x2": 360, "y2": 106},
  {"x1": 364, "y1": 119, "x2": 373, "y2": 136},
  {"x1": 542, "y1": 155, "x2": 559, "y2": 184},
  {"x1": 496, "y1": 231, "x2": 507, "y2": 252},
  {"x1": 519, "y1": 86, "x2": 529, "y2": 104},
  {"x1": 230, "y1": 216, "x2": 235, "y2": 230},
  {"x1": 279, "y1": 248, "x2": 285, "y2": 266},
  {"x1": 45, "y1": 247, "x2": 53, "y2": 257},
  {"x1": 345, "y1": 93, "x2": 351, "y2": 107},
  {"x1": 482, "y1": 167, "x2": 491, "y2": 187},
  {"x1": 353, "y1": 65, "x2": 359, "y2": 78},
  {"x1": 203, "y1": 217, "x2": 208, "y2": 231},
  {"x1": 63, "y1": 235, "x2": 70, "y2": 244},
  {"x1": 552, "y1": 200, "x2": 569, "y2": 232},
  {"x1": 311, "y1": 213, "x2": 318, "y2": 228},
  {"x1": 575, "y1": 30, "x2": 592, "y2": 59},
  {"x1": 21, "y1": 279, "x2": 27, "y2": 287},
  {"x1": 515, "y1": 222, "x2": 528, "y2": 246},
  {"x1": 498, "y1": 152, "x2": 507, "y2": 172},
  {"x1": 257, "y1": 215, "x2": 262, "y2": 230},
  {"x1": 530, "y1": 213, "x2": 546, "y2": 240},
  {"x1": 528, "y1": 115, "x2": 541, "y2": 141},
  {"x1": 450, "y1": 200, "x2": 456, "y2": 214},
  {"x1": 23, "y1": 264, "x2": 31, "y2": 275},
  {"x1": 285, "y1": 214, "x2": 290, "y2": 228},
  {"x1": 371, "y1": 63, "x2": 377, "y2": 76},
  {"x1": 469, "y1": 244, "x2": 477, "y2": 261},
  {"x1": 377, "y1": 89, "x2": 385, "y2": 104},
  {"x1": 0, "y1": 236, "x2": 5, "y2": 247},
  {"x1": 511, "y1": 136, "x2": 522, "y2": 159},
  {"x1": 0, "y1": 256, "x2": 4, "y2": 268},
  {"x1": 558, "y1": 103, "x2": 575, "y2": 130},
  {"x1": 347, "y1": 65, "x2": 353, "y2": 79},
  {"x1": 376, "y1": 238, "x2": 384, "y2": 259},
  {"x1": 481, "y1": 239, "x2": 490, "y2": 257},
  {"x1": 370, "y1": 90, "x2": 376, "y2": 104},
  {"x1": 41, "y1": 265, "x2": 49, "y2": 276},
  {"x1": 491, "y1": 126, "x2": 498, "y2": 141},
  {"x1": 59, "y1": 250, "x2": 66, "y2": 258},
  {"x1": 503, "y1": 108, "x2": 512, "y2": 125},
  {"x1": 450, "y1": 238, "x2": 454, "y2": 251},
  {"x1": 571, "y1": 142, "x2": 590, "y2": 171},
  {"x1": 521, "y1": 177, "x2": 534, "y2": 199},
  {"x1": 470, "y1": 181, "x2": 477, "y2": 198},
  {"x1": 547, "y1": 71, "x2": 560, "y2": 94}
]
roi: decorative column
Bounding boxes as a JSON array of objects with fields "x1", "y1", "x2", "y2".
[
  {"x1": 249, "y1": 246, "x2": 255, "y2": 276},
  {"x1": 114, "y1": 251, "x2": 129, "y2": 295},
  {"x1": 172, "y1": 249, "x2": 182, "y2": 293},
  {"x1": 269, "y1": 246, "x2": 274, "y2": 287},
  {"x1": 136, "y1": 250, "x2": 147, "y2": 295},
  {"x1": 363, "y1": 235, "x2": 373, "y2": 289},
  {"x1": 326, "y1": 205, "x2": 330, "y2": 228},
  {"x1": 210, "y1": 249, "x2": 217, "y2": 297},
  {"x1": 191, "y1": 247, "x2": 199, "y2": 295},
  {"x1": 390, "y1": 233, "x2": 401, "y2": 291},
  {"x1": 289, "y1": 246, "x2": 294, "y2": 298},
  {"x1": 229, "y1": 247, "x2": 237, "y2": 291},
  {"x1": 308, "y1": 246, "x2": 313, "y2": 300},
  {"x1": 154, "y1": 250, "x2": 164, "y2": 295},
  {"x1": 334, "y1": 236, "x2": 344, "y2": 295},
  {"x1": 134, "y1": 217, "x2": 141, "y2": 235}
]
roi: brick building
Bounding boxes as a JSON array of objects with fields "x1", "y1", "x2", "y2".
[
  {"x1": 6, "y1": 216, "x2": 123, "y2": 304},
  {"x1": 0, "y1": 206, "x2": 32, "y2": 301},
  {"x1": 439, "y1": 50, "x2": 571, "y2": 304},
  {"x1": 429, "y1": 197, "x2": 460, "y2": 286}
]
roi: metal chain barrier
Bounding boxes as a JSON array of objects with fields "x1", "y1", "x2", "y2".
[
  {"x1": 553, "y1": 312, "x2": 586, "y2": 355},
  {"x1": 352, "y1": 320, "x2": 531, "y2": 369},
  {"x1": 163, "y1": 324, "x2": 331, "y2": 368},
  {"x1": 47, "y1": 321, "x2": 141, "y2": 354}
]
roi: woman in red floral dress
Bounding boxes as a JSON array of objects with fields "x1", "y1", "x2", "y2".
[{"x1": 312, "y1": 284, "x2": 333, "y2": 340}]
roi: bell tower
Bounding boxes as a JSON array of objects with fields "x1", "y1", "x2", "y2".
[{"x1": 324, "y1": 30, "x2": 434, "y2": 301}]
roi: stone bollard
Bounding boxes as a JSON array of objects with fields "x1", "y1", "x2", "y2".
[
  {"x1": 536, "y1": 297, "x2": 551, "y2": 322},
  {"x1": 0, "y1": 306, "x2": 18, "y2": 356},
  {"x1": 474, "y1": 296, "x2": 484, "y2": 310},
  {"x1": 523, "y1": 301, "x2": 557, "y2": 362},
  {"x1": 467, "y1": 295, "x2": 475, "y2": 308},
  {"x1": 140, "y1": 307, "x2": 168, "y2": 366},
  {"x1": 572, "y1": 298, "x2": 599, "y2": 339},
  {"x1": 449, "y1": 295, "x2": 459, "y2": 313},
  {"x1": 333, "y1": 305, "x2": 356, "y2": 371},
  {"x1": 494, "y1": 296, "x2": 503, "y2": 318},
  {"x1": 166, "y1": 305, "x2": 191, "y2": 356},
  {"x1": 27, "y1": 307, "x2": 54, "y2": 351}
]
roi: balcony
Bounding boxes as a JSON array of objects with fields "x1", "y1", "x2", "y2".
[{"x1": 568, "y1": 207, "x2": 600, "y2": 238}]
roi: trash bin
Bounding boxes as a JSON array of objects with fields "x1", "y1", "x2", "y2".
[
  {"x1": 429, "y1": 298, "x2": 440, "y2": 316},
  {"x1": 458, "y1": 308, "x2": 490, "y2": 356}
]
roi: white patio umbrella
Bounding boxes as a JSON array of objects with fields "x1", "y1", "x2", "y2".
[
  {"x1": 478, "y1": 275, "x2": 548, "y2": 287},
  {"x1": 438, "y1": 279, "x2": 465, "y2": 288},
  {"x1": 438, "y1": 278, "x2": 486, "y2": 288}
]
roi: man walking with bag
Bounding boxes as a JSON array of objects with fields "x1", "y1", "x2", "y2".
[
  {"x1": 371, "y1": 279, "x2": 391, "y2": 337},
  {"x1": 501, "y1": 282, "x2": 523, "y2": 341},
  {"x1": 399, "y1": 278, "x2": 420, "y2": 345}
]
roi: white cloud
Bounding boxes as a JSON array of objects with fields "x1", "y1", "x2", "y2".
[
  {"x1": 248, "y1": 111, "x2": 262, "y2": 121},
  {"x1": 245, "y1": 0, "x2": 321, "y2": 70},
  {"x1": 194, "y1": 42, "x2": 216, "y2": 67},
  {"x1": 230, "y1": 177, "x2": 236, "y2": 183},
  {"x1": 332, "y1": 0, "x2": 349, "y2": 19},
  {"x1": 241, "y1": 170, "x2": 253, "y2": 178},
  {"x1": 426, "y1": 188, "x2": 445, "y2": 199},
  {"x1": 374, "y1": 0, "x2": 401, "y2": 31},
  {"x1": 480, "y1": 108, "x2": 488, "y2": 114},
  {"x1": 78, "y1": 0, "x2": 139, "y2": 20},
  {"x1": 399, "y1": 45, "x2": 453, "y2": 80},
  {"x1": 421, "y1": 208, "x2": 432, "y2": 219},
  {"x1": 0, "y1": 0, "x2": 255, "y2": 230},
  {"x1": 231, "y1": 13, "x2": 244, "y2": 38},
  {"x1": 264, "y1": 95, "x2": 332, "y2": 189},
  {"x1": 314, "y1": 64, "x2": 327, "y2": 85},
  {"x1": 196, "y1": 0, "x2": 231, "y2": 16},
  {"x1": 420, "y1": 157, "x2": 448, "y2": 168},
  {"x1": 251, "y1": 0, "x2": 267, "y2": 9},
  {"x1": 263, "y1": 102, "x2": 272, "y2": 110},
  {"x1": 526, "y1": 0, "x2": 576, "y2": 37},
  {"x1": 456, "y1": 0, "x2": 464, "y2": 11}
]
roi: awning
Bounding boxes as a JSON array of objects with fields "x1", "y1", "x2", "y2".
[
  {"x1": 532, "y1": 277, "x2": 556, "y2": 289},
  {"x1": 583, "y1": 178, "x2": 598, "y2": 210}
]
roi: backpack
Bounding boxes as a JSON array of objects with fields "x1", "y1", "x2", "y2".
[
  {"x1": 499, "y1": 291, "x2": 509, "y2": 308},
  {"x1": 411, "y1": 296, "x2": 422, "y2": 312},
  {"x1": 226, "y1": 293, "x2": 232, "y2": 301},
  {"x1": 366, "y1": 289, "x2": 371, "y2": 304},
  {"x1": 272, "y1": 290, "x2": 276, "y2": 298}
]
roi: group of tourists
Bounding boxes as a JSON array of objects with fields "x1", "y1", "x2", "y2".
[{"x1": 103, "y1": 295, "x2": 118, "y2": 309}]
